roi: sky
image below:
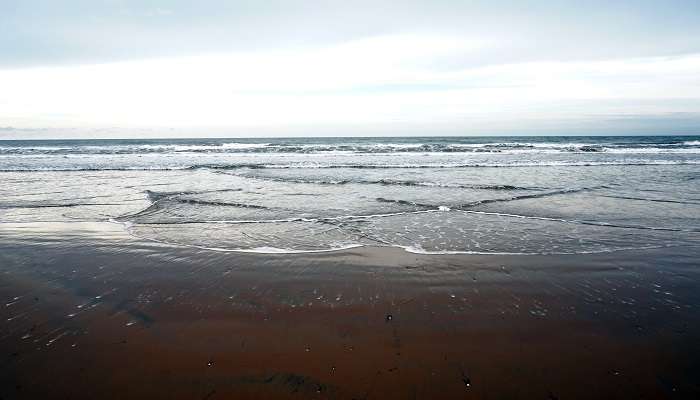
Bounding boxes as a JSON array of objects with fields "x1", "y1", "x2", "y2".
[{"x1": 1, "y1": 0, "x2": 700, "y2": 138}]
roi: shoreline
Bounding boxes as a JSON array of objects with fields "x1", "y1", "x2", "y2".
[{"x1": 1, "y1": 222, "x2": 699, "y2": 398}]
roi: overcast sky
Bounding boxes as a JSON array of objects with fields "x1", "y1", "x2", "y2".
[{"x1": 1, "y1": 0, "x2": 700, "y2": 138}]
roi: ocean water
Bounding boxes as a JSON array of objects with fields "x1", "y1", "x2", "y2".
[{"x1": 1, "y1": 136, "x2": 699, "y2": 254}]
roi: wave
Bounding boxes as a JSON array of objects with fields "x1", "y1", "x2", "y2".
[
  {"x1": 397, "y1": 244, "x2": 680, "y2": 256},
  {"x1": 189, "y1": 160, "x2": 700, "y2": 171},
  {"x1": 119, "y1": 189, "x2": 269, "y2": 221},
  {"x1": 110, "y1": 184, "x2": 699, "y2": 255},
  {"x1": 461, "y1": 210, "x2": 700, "y2": 233},
  {"x1": 1, "y1": 160, "x2": 698, "y2": 172},
  {"x1": 119, "y1": 186, "x2": 589, "y2": 226},
  {"x1": 144, "y1": 188, "x2": 242, "y2": 202},
  {"x1": 130, "y1": 186, "x2": 695, "y2": 231},
  {"x1": 112, "y1": 214, "x2": 695, "y2": 256},
  {"x1": 0, "y1": 142, "x2": 273, "y2": 156},
  {"x1": 228, "y1": 174, "x2": 532, "y2": 190},
  {"x1": 171, "y1": 199, "x2": 269, "y2": 209},
  {"x1": 110, "y1": 219, "x2": 366, "y2": 254},
  {"x1": 0, "y1": 202, "x2": 120, "y2": 209},
  {"x1": 0, "y1": 166, "x2": 190, "y2": 172},
  {"x1": 599, "y1": 195, "x2": 700, "y2": 205},
  {"x1": 373, "y1": 188, "x2": 590, "y2": 211},
  {"x1": 119, "y1": 203, "x2": 700, "y2": 233},
  {"x1": 124, "y1": 233, "x2": 680, "y2": 255},
  {"x1": 375, "y1": 198, "x2": 432, "y2": 208},
  {"x1": 3, "y1": 138, "x2": 700, "y2": 156},
  {"x1": 118, "y1": 211, "x2": 437, "y2": 226},
  {"x1": 460, "y1": 188, "x2": 589, "y2": 207}
]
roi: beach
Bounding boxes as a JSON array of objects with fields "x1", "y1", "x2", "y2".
[
  {"x1": 1, "y1": 136, "x2": 699, "y2": 398},
  {"x1": 1, "y1": 221, "x2": 699, "y2": 399},
  {"x1": 4, "y1": 0, "x2": 700, "y2": 395}
]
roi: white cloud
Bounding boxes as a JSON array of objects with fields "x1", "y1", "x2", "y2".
[{"x1": 1, "y1": 34, "x2": 699, "y2": 135}]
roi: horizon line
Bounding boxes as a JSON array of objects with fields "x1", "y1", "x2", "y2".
[{"x1": 1, "y1": 133, "x2": 699, "y2": 141}]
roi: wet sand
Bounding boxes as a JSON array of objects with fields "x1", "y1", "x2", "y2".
[{"x1": 1, "y1": 222, "x2": 699, "y2": 399}]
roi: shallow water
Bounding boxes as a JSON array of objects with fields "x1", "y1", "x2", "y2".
[{"x1": 1, "y1": 136, "x2": 699, "y2": 254}]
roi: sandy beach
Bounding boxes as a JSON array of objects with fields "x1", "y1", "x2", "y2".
[
  {"x1": 1, "y1": 221, "x2": 698, "y2": 399},
  {"x1": 3, "y1": 0, "x2": 700, "y2": 395}
]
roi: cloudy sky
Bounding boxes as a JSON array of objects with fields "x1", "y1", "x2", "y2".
[{"x1": 1, "y1": 0, "x2": 700, "y2": 138}]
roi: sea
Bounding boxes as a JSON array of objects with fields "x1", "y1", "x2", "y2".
[{"x1": 1, "y1": 136, "x2": 699, "y2": 254}]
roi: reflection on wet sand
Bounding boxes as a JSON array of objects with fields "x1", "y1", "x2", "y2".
[{"x1": 1, "y1": 223, "x2": 698, "y2": 399}]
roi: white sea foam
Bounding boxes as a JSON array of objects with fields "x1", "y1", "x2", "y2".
[{"x1": 9, "y1": 137, "x2": 700, "y2": 256}]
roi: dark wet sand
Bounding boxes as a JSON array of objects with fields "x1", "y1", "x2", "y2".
[{"x1": 1, "y1": 223, "x2": 699, "y2": 399}]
